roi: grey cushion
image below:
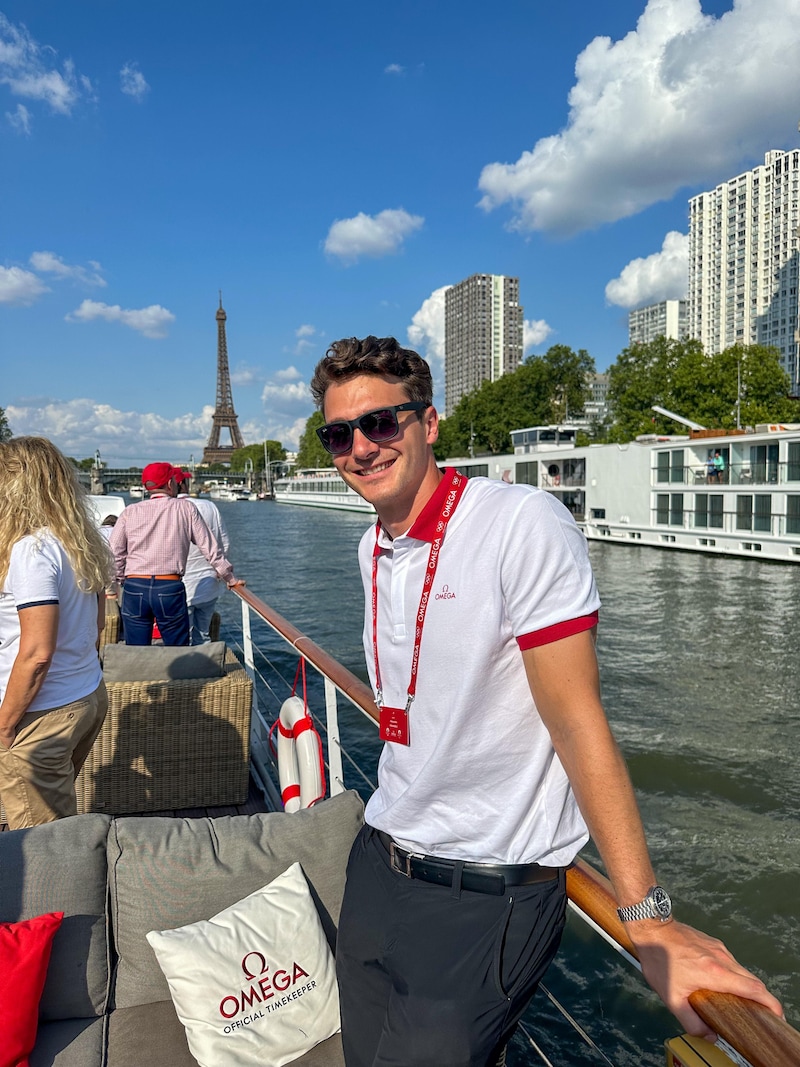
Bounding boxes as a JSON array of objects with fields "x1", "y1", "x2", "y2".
[
  {"x1": 109, "y1": 790, "x2": 365, "y2": 1009},
  {"x1": 31, "y1": 1017, "x2": 106, "y2": 1067},
  {"x1": 102, "y1": 641, "x2": 226, "y2": 682},
  {"x1": 0, "y1": 813, "x2": 111, "y2": 1021},
  {"x1": 107, "y1": 1003, "x2": 344, "y2": 1067}
]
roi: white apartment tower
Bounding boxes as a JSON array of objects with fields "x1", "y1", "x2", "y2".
[
  {"x1": 444, "y1": 274, "x2": 524, "y2": 416},
  {"x1": 629, "y1": 300, "x2": 687, "y2": 346},
  {"x1": 687, "y1": 149, "x2": 800, "y2": 390}
]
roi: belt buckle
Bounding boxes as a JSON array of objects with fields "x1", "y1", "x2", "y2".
[{"x1": 389, "y1": 841, "x2": 416, "y2": 877}]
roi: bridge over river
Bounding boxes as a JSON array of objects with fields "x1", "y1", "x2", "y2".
[{"x1": 76, "y1": 468, "x2": 255, "y2": 494}]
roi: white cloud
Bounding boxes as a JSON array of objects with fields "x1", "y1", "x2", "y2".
[
  {"x1": 0, "y1": 14, "x2": 93, "y2": 117},
  {"x1": 6, "y1": 101, "x2": 30, "y2": 133},
  {"x1": 407, "y1": 286, "x2": 451, "y2": 388},
  {"x1": 292, "y1": 324, "x2": 321, "y2": 355},
  {"x1": 120, "y1": 62, "x2": 149, "y2": 101},
  {"x1": 0, "y1": 265, "x2": 49, "y2": 305},
  {"x1": 65, "y1": 299, "x2": 175, "y2": 339},
  {"x1": 523, "y1": 318, "x2": 553, "y2": 352},
  {"x1": 5, "y1": 398, "x2": 214, "y2": 467},
  {"x1": 324, "y1": 208, "x2": 424, "y2": 263},
  {"x1": 275, "y1": 365, "x2": 303, "y2": 382},
  {"x1": 385, "y1": 63, "x2": 405, "y2": 75},
  {"x1": 478, "y1": 0, "x2": 800, "y2": 236},
  {"x1": 605, "y1": 231, "x2": 689, "y2": 308},
  {"x1": 29, "y1": 250, "x2": 106, "y2": 288},
  {"x1": 230, "y1": 364, "x2": 262, "y2": 386}
]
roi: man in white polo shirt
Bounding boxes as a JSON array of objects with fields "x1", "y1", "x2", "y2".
[{"x1": 309, "y1": 337, "x2": 781, "y2": 1067}]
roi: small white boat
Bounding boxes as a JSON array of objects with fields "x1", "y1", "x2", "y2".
[{"x1": 273, "y1": 468, "x2": 375, "y2": 513}]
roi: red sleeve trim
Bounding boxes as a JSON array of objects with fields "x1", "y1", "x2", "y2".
[{"x1": 516, "y1": 611, "x2": 599, "y2": 650}]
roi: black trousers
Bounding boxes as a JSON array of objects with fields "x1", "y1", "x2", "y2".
[{"x1": 336, "y1": 825, "x2": 567, "y2": 1067}]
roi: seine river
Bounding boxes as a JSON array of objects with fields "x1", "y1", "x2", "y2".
[{"x1": 210, "y1": 498, "x2": 799, "y2": 1067}]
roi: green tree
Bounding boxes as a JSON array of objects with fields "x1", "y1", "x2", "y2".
[
  {"x1": 0, "y1": 407, "x2": 11, "y2": 442},
  {"x1": 295, "y1": 411, "x2": 334, "y2": 469},
  {"x1": 433, "y1": 345, "x2": 595, "y2": 457},
  {"x1": 606, "y1": 339, "x2": 800, "y2": 441},
  {"x1": 230, "y1": 440, "x2": 287, "y2": 472}
]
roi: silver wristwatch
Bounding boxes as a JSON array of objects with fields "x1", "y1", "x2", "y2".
[{"x1": 616, "y1": 885, "x2": 672, "y2": 923}]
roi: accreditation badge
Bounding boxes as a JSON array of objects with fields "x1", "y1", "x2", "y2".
[{"x1": 379, "y1": 705, "x2": 409, "y2": 746}]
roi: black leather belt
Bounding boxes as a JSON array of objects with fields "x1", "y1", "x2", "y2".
[{"x1": 375, "y1": 829, "x2": 559, "y2": 896}]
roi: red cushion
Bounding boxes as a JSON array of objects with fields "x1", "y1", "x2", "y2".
[{"x1": 0, "y1": 911, "x2": 64, "y2": 1067}]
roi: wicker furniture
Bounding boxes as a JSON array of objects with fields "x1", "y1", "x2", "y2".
[{"x1": 75, "y1": 650, "x2": 252, "y2": 815}]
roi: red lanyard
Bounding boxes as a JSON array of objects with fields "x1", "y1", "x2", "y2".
[{"x1": 371, "y1": 469, "x2": 466, "y2": 713}]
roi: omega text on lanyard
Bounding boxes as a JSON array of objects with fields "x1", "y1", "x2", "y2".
[{"x1": 371, "y1": 469, "x2": 467, "y2": 745}]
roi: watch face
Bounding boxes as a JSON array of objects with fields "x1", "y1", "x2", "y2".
[{"x1": 651, "y1": 885, "x2": 672, "y2": 919}]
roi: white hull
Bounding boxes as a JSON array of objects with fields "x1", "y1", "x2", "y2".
[
  {"x1": 274, "y1": 470, "x2": 375, "y2": 514},
  {"x1": 448, "y1": 424, "x2": 800, "y2": 564}
]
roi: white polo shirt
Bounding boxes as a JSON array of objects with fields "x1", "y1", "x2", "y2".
[
  {"x1": 360, "y1": 473, "x2": 601, "y2": 867},
  {"x1": 0, "y1": 532, "x2": 102, "y2": 713}
]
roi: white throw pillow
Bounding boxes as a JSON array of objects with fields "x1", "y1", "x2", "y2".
[{"x1": 146, "y1": 862, "x2": 340, "y2": 1067}]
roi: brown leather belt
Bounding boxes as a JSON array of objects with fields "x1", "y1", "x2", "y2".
[
  {"x1": 375, "y1": 829, "x2": 559, "y2": 896},
  {"x1": 126, "y1": 574, "x2": 181, "y2": 580}
]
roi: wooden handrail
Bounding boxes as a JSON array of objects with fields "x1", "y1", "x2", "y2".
[
  {"x1": 233, "y1": 588, "x2": 800, "y2": 1067},
  {"x1": 567, "y1": 861, "x2": 800, "y2": 1067},
  {"x1": 235, "y1": 586, "x2": 379, "y2": 724}
]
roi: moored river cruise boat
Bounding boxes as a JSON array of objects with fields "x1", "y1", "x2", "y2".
[
  {"x1": 273, "y1": 467, "x2": 375, "y2": 513},
  {"x1": 450, "y1": 422, "x2": 800, "y2": 564}
]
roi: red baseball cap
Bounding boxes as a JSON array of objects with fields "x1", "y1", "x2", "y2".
[
  {"x1": 141, "y1": 462, "x2": 175, "y2": 489},
  {"x1": 172, "y1": 468, "x2": 192, "y2": 483}
]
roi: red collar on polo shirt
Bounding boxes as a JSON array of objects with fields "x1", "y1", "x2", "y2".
[{"x1": 406, "y1": 467, "x2": 464, "y2": 541}]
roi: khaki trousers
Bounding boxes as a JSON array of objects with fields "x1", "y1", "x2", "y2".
[{"x1": 0, "y1": 681, "x2": 108, "y2": 829}]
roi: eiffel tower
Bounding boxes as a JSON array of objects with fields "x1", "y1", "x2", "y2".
[{"x1": 202, "y1": 294, "x2": 245, "y2": 465}]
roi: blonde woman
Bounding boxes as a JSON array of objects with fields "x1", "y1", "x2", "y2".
[{"x1": 0, "y1": 436, "x2": 111, "y2": 829}]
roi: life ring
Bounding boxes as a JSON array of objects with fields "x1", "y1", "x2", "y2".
[{"x1": 276, "y1": 695, "x2": 325, "y2": 813}]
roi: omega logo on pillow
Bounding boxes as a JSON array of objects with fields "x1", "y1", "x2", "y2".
[
  {"x1": 147, "y1": 863, "x2": 340, "y2": 1067},
  {"x1": 219, "y1": 950, "x2": 313, "y2": 1027}
]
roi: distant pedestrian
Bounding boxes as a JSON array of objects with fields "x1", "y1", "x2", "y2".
[
  {"x1": 174, "y1": 471, "x2": 231, "y2": 644},
  {"x1": 706, "y1": 454, "x2": 716, "y2": 483},
  {"x1": 713, "y1": 450, "x2": 726, "y2": 483},
  {"x1": 110, "y1": 463, "x2": 244, "y2": 646}
]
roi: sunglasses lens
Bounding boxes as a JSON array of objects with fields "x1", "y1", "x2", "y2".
[
  {"x1": 320, "y1": 423, "x2": 353, "y2": 454},
  {"x1": 361, "y1": 409, "x2": 399, "y2": 443}
]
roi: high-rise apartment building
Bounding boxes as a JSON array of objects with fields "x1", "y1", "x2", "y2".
[
  {"x1": 628, "y1": 300, "x2": 687, "y2": 346},
  {"x1": 687, "y1": 149, "x2": 800, "y2": 390},
  {"x1": 444, "y1": 274, "x2": 524, "y2": 416}
]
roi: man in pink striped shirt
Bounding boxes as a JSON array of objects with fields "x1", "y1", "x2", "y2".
[{"x1": 109, "y1": 462, "x2": 244, "y2": 645}]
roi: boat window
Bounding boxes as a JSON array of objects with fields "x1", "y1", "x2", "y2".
[
  {"x1": 656, "y1": 452, "x2": 670, "y2": 483},
  {"x1": 695, "y1": 494, "x2": 709, "y2": 528},
  {"x1": 709, "y1": 495, "x2": 724, "y2": 528},
  {"x1": 787, "y1": 442, "x2": 800, "y2": 481},
  {"x1": 516, "y1": 461, "x2": 538, "y2": 486},
  {"x1": 754, "y1": 494, "x2": 772, "y2": 532},
  {"x1": 590, "y1": 508, "x2": 606, "y2": 520},
  {"x1": 670, "y1": 450, "x2": 685, "y2": 485},
  {"x1": 787, "y1": 495, "x2": 800, "y2": 533},
  {"x1": 656, "y1": 494, "x2": 669, "y2": 524},
  {"x1": 736, "y1": 495, "x2": 753, "y2": 531},
  {"x1": 670, "y1": 493, "x2": 684, "y2": 525}
]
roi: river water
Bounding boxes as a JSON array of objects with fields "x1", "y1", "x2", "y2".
[{"x1": 210, "y1": 498, "x2": 799, "y2": 1066}]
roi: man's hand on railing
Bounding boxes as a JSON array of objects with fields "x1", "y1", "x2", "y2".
[{"x1": 630, "y1": 919, "x2": 784, "y2": 1040}]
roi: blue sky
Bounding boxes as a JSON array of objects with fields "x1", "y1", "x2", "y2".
[{"x1": 2, "y1": 0, "x2": 800, "y2": 466}]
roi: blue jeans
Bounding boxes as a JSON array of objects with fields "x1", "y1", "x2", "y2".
[
  {"x1": 188, "y1": 598, "x2": 218, "y2": 645},
  {"x1": 121, "y1": 577, "x2": 189, "y2": 646}
]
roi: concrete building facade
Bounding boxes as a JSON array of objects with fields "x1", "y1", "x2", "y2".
[
  {"x1": 444, "y1": 273, "x2": 524, "y2": 416},
  {"x1": 687, "y1": 149, "x2": 800, "y2": 391},
  {"x1": 628, "y1": 300, "x2": 687, "y2": 346}
]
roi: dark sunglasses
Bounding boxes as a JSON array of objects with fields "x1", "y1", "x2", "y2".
[{"x1": 316, "y1": 402, "x2": 428, "y2": 455}]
